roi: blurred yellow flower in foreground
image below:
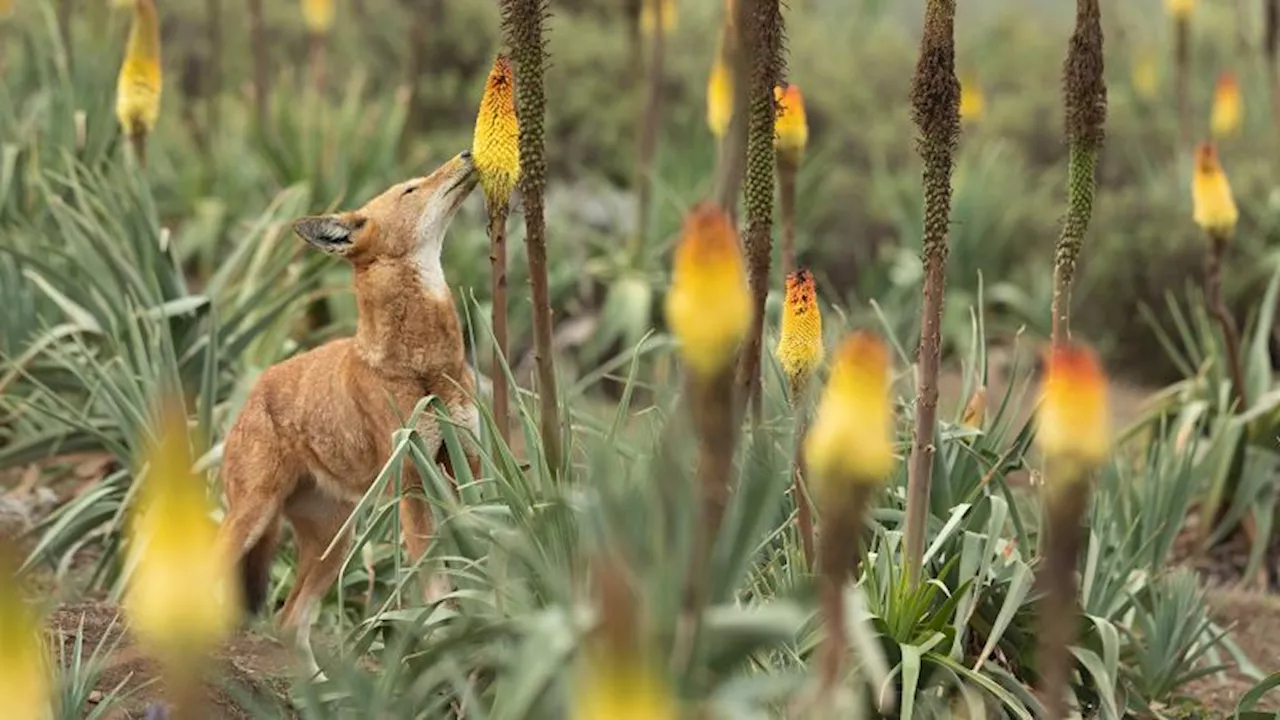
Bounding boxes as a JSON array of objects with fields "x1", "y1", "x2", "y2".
[
  {"x1": 774, "y1": 83, "x2": 808, "y2": 163},
  {"x1": 774, "y1": 268, "x2": 823, "y2": 402},
  {"x1": 0, "y1": 0, "x2": 12, "y2": 21},
  {"x1": 302, "y1": 0, "x2": 334, "y2": 35},
  {"x1": 805, "y1": 331, "x2": 896, "y2": 490},
  {"x1": 1131, "y1": 50, "x2": 1159, "y2": 99},
  {"x1": 1166, "y1": 0, "x2": 1194, "y2": 20},
  {"x1": 1191, "y1": 142, "x2": 1238, "y2": 239},
  {"x1": 1036, "y1": 343, "x2": 1110, "y2": 477},
  {"x1": 706, "y1": 41, "x2": 733, "y2": 139},
  {"x1": 115, "y1": 0, "x2": 162, "y2": 139},
  {"x1": 0, "y1": 544, "x2": 50, "y2": 720},
  {"x1": 573, "y1": 658, "x2": 677, "y2": 720},
  {"x1": 1210, "y1": 72, "x2": 1242, "y2": 138},
  {"x1": 639, "y1": 0, "x2": 676, "y2": 37},
  {"x1": 959, "y1": 75, "x2": 985, "y2": 121},
  {"x1": 472, "y1": 54, "x2": 521, "y2": 207},
  {"x1": 124, "y1": 398, "x2": 237, "y2": 671},
  {"x1": 665, "y1": 203, "x2": 750, "y2": 377}
]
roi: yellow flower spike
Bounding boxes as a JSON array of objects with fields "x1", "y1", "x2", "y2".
[
  {"x1": 573, "y1": 658, "x2": 679, "y2": 720},
  {"x1": 959, "y1": 74, "x2": 985, "y2": 121},
  {"x1": 1131, "y1": 50, "x2": 1159, "y2": 100},
  {"x1": 124, "y1": 397, "x2": 237, "y2": 673},
  {"x1": 1166, "y1": 0, "x2": 1194, "y2": 20},
  {"x1": 774, "y1": 268, "x2": 823, "y2": 402},
  {"x1": 804, "y1": 331, "x2": 896, "y2": 490},
  {"x1": 639, "y1": 0, "x2": 677, "y2": 37},
  {"x1": 706, "y1": 40, "x2": 733, "y2": 139},
  {"x1": 115, "y1": 0, "x2": 163, "y2": 140},
  {"x1": 0, "y1": 0, "x2": 12, "y2": 21},
  {"x1": 472, "y1": 54, "x2": 521, "y2": 208},
  {"x1": 0, "y1": 543, "x2": 51, "y2": 720},
  {"x1": 1191, "y1": 142, "x2": 1239, "y2": 240},
  {"x1": 1036, "y1": 342, "x2": 1110, "y2": 478},
  {"x1": 664, "y1": 203, "x2": 750, "y2": 377},
  {"x1": 301, "y1": 0, "x2": 335, "y2": 36},
  {"x1": 1210, "y1": 71, "x2": 1243, "y2": 138},
  {"x1": 773, "y1": 83, "x2": 809, "y2": 164}
]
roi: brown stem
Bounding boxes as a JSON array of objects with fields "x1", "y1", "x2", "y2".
[
  {"x1": 1035, "y1": 480, "x2": 1089, "y2": 720},
  {"x1": 308, "y1": 33, "x2": 327, "y2": 95},
  {"x1": 247, "y1": 0, "x2": 269, "y2": 131},
  {"x1": 525, "y1": 193, "x2": 562, "y2": 475},
  {"x1": 488, "y1": 204, "x2": 512, "y2": 449},
  {"x1": 905, "y1": 249, "x2": 945, "y2": 585},
  {"x1": 683, "y1": 366, "x2": 737, "y2": 611},
  {"x1": 205, "y1": 0, "x2": 222, "y2": 146},
  {"x1": 630, "y1": 12, "x2": 665, "y2": 264},
  {"x1": 129, "y1": 130, "x2": 148, "y2": 169},
  {"x1": 1206, "y1": 233, "x2": 1248, "y2": 410},
  {"x1": 778, "y1": 156, "x2": 798, "y2": 280},
  {"x1": 817, "y1": 485, "x2": 870, "y2": 693},
  {"x1": 1175, "y1": 17, "x2": 1191, "y2": 148},
  {"x1": 1267, "y1": 0, "x2": 1280, "y2": 132},
  {"x1": 791, "y1": 410, "x2": 814, "y2": 568},
  {"x1": 711, "y1": 1, "x2": 750, "y2": 218}
]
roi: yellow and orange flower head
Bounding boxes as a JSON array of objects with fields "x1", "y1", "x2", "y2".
[
  {"x1": 0, "y1": 0, "x2": 12, "y2": 21},
  {"x1": 124, "y1": 397, "x2": 237, "y2": 672},
  {"x1": 774, "y1": 268, "x2": 823, "y2": 402},
  {"x1": 773, "y1": 83, "x2": 808, "y2": 165},
  {"x1": 115, "y1": 0, "x2": 163, "y2": 139},
  {"x1": 1191, "y1": 142, "x2": 1239, "y2": 239},
  {"x1": 1036, "y1": 343, "x2": 1110, "y2": 479},
  {"x1": 1131, "y1": 49, "x2": 1159, "y2": 100},
  {"x1": 639, "y1": 0, "x2": 677, "y2": 37},
  {"x1": 302, "y1": 0, "x2": 335, "y2": 35},
  {"x1": 959, "y1": 73, "x2": 985, "y2": 121},
  {"x1": 472, "y1": 54, "x2": 521, "y2": 208},
  {"x1": 1210, "y1": 71, "x2": 1243, "y2": 138},
  {"x1": 1166, "y1": 0, "x2": 1194, "y2": 20},
  {"x1": 706, "y1": 40, "x2": 733, "y2": 139},
  {"x1": 664, "y1": 203, "x2": 750, "y2": 377},
  {"x1": 0, "y1": 543, "x2": 51, "y2": 720},
  {"x1": 804, "y1": 331, "x2": 896, "y2": 491}
]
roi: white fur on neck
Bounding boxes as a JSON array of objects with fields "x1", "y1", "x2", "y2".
[{"x1": 412, "y1": 191, "x2": 459, "y2": 299}]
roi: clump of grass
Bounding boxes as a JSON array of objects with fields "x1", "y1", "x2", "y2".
[
  {"x1": 904, "y1": 0, "x2": 960, "y2": 586},
  {"x1": 1033, "y1": 342, "x2": 1111, "y2": 718},
  {"x1": 1050, "y1": 0, "x2": 1106, "y2": 344},
  {"x1": 502, "y1": 0, "x2": 563, "y2": 474}
]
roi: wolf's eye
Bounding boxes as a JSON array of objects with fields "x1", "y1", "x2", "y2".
[{"x1": 401, "y1": 185, "x2": 419, "y2": 197}]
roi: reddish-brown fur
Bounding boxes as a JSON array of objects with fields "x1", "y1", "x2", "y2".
[{"x1": 215, "y1": 152, "x2": 481, "y2": 674}]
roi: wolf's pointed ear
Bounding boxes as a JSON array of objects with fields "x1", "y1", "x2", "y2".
[{"x1": 293, "y1": 215, "x2": 361, "y2": 256}]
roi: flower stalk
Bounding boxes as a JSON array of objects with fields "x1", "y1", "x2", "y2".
[
  {"x1": 1168, "y1": 0, "x2": 1194, "y2": 145},
  {"x1": 804, "y1": 331, "x2": 895, "y2": 692},
  {"x1": 1033, "y1": 342, "x2": 1110, "y2": 719},
  {"x1": 248, "y1": 0, "x2": 269, "y2": 130},
  {"x1": 629, "y1": 0, "x2": 670, "y2": 264},
  {"x1": 774, "y1": 83, "x2": 808, "y2": 279},
  {"x1": 1192, "y1": 142, "x2": 1247, "y2": 410},
  {"x1": 1051, "y1": 0, "x2": 1107, "y2": 345},
  {"x1": 473, "y1": 54, "x2": 521, "y2": 448},
  {"x1": 205, "y1": 0, "x2": 222, "y2": 147},
  {"x1": 735, "y1": 0, "x2": 785, "y2": 424},
  {"x1": 711, "y1": 0, "x2": 750, "y2": 217},
  {"x1": 115, "y1": 0, "x2": 163, "y2": 168},
  {"x1": 775, "y1": 269, "x2": 823, "y2": 566},
  {"x1": 904, "y1": 0, "x2": 960, "y2": 588},
  {"x1": 503, "y1": 0, "x2": 563, "y2": 475},
  {"x1": 303, "y1": 0, "x2": 334, "y2": 93}
]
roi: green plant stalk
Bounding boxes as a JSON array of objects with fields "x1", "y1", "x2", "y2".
[
  {"x1": 712, "y1": 2, "x2": 750, "y2": 217},
  {"x1": 488, "y1": 203, "x2": 512, "y2": 449},
  {"x1": 735, "y1": 0, "x2": 785, "y2": 425},
  {"x1": 1206, "y1": 231, "x2": 1247, "y2": 410},
  {"x1": 1268, "y1": 0, "x2": 1280, "y2": 131},
  {"x1": 817, "y1": 483, "x2": 872, "y2": 693},
  {"x1": 1175, "y1": 16, "x2": 1191, "y2": 146},
  {"x1": 790, "y1": 407, "x2": 815, "y2": 568},
  {"x1": 778, "y1": 154, "x2": 799, "y2": 280},
  {"x1": 1051, "y1": 0, "x2": 1106, "y2": 345},
  {"x1": 1036, "y1": 472, "x2": 1090, "y2": 720},
  {"x1": 628, "y1": 9, "x2": 666, "y2": 265},
  {"x1": 904, "y1": 0, "x2": 960, "y2": 588},
  {"x1": 129, "y1": 130, "x2": 149, "y2": 169},
  {"x1": 504, "y1": 0, "x2": 563, "y2": 476},
  {"x1": 683, "y1": 365, "x2": 737, "y2": 613},
  {"x1": 58, "y1": 0, "x2": 72, "y2": 68},
  {"x1": 205, "y1": 0, "x2": 222, "y2": 147},
  {"x1": 247, "y1": 0, "x2": 269, "y2": 131}
]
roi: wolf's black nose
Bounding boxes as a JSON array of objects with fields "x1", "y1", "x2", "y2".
[{"x1": 460, "y1": 150, "x2": 473, "y2": 160}]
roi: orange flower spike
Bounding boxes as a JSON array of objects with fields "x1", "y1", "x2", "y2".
[
  {"x1": 1191, "y1": 142, "x2": 1239, "y2": 240},
  {"x1": 301, "y1": 0, "x2": 335, "y2": 35},
  {"x1": 472, "y1": 54, "x2": 521, "y2": 207},
  {"x1": 664, "y1": 204, "x2": 750, "y2": 377},
  {"x1": 1036, "y1": 343, "x2": 1110, "y2": 478},
  {"x1": 115, "y1": 0, "x2": 163, "y2": 138},
  {"x1": 774, "y1": 268, "x2": 823, "y2": 402},
  {"x1": 1210, "y1": 72, "x2": 1242, "y2": 138},
  {"x1": 773, "y1": 83, "x2": 809, "y2": 164},
  {"x1": 804, "y1": 331, "x2": 896, "y2": 490}
]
